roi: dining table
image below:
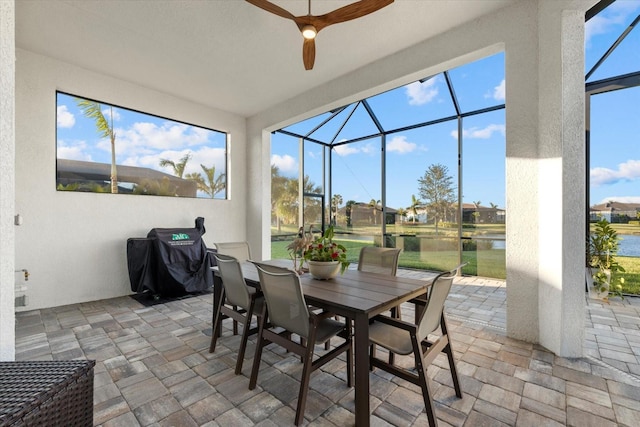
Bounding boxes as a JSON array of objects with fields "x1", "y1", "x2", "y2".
[{"x1": 212, "y1": 259, "x2": 434, "y2": 427}]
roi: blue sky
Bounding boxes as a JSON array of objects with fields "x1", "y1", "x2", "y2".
[
  {"x1": 272, "y1": 52, "x2": 506, "y2": 210},
  {"x1": 586, "y1": 0, "x2": 640, "y2": 205},
  {"x1": 56, "y1": 93, "x2": 227, "y2": 197},
  {"x1": 272, "y1": 0, "x2": 640, "y2": 211}
]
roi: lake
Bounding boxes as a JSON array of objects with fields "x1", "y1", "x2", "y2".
[{"x1": 619, "y1": 234, "x2": 640, "y2": 257}]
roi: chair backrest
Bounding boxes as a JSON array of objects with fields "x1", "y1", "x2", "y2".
[
  {"x1": 214, "y1": 253, "x2": 251, "y2": 310},
  {"x1": 215, "y1": 241, "x2": 252, "y2": 262},
  {"x1": 417, "y1": 263, "x2": 465, "y2": 341},
  {"x1": 358, "y1": 247, "x2": 401, "y2": 276},
  {"x1": 251, "y1": 262, "x2": 310, "y2": 339}
]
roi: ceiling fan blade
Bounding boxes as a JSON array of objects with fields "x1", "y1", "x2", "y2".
[
  {"x1": 312, "y1": 0, "x2": 394, "y2": 32},
  {"x1": 303, "y1": 38, "x2": 316, "y2": 70},
  {"x1": 245, "y1": 0, "x2": 296, "y2": 20}
]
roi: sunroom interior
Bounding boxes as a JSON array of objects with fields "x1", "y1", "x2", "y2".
[{"x1": 0, "y1": 0, "x2": 610, "y2": 362}]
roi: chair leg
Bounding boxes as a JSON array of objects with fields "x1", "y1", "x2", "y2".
[
  {"x1": 441, "y1": 315, "x2": 463, "y2": 398},
  {"x1": 387, "y1": 306, "x2": 402, "y2": 365},
  {"x1": 209, "y1": 290, "x2": 226, "y2": 353},
  {"x1": 294, "y1": 336, "x2": 316, "y2": 426},
  {"x1": 249, "y1": 310, "x2": 268, "y2": 390},
  {"x1": 414, "y1": 340, "x2": 438, "y2": 427},
  {"x1": 235, "y1": 303, "x2": 255, "y2": 375},
  {"x1": 346, "y1": 321, "x2": 353, "y2": 387},
  {"x1": 232, "y1": 305, "x2": 239, "y2": 335}
]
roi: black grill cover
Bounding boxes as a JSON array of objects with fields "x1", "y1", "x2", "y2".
[{"x1": 127, "y1": 217, "x2": 213, "y2": 296}]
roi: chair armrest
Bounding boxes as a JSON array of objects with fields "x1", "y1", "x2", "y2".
[{"x1": 372, "y1": 314, "x2": 417, "y2": 332}]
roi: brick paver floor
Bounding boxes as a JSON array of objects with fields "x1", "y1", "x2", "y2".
[{"x1": 14, "y1": 269, "x2": 640, "y2": 426}]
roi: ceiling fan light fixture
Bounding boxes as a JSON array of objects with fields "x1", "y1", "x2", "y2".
[
  {"x1": 302, "y1": 24, "x2": 317, "y2": 39},
  {"x1": 246, "y1": 0, "x2": 395, "y2": 70}
]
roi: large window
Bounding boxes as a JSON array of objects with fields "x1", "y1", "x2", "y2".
[
  {"x1": 56, "y1": 92, "x2": 228, "y2": 199},
  {"x1": 271, "y1": 52, "x2": 506, "y2": 278}
]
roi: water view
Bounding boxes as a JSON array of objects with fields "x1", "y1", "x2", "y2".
[{"x1": 619, "y1": 234, "x2": 640, "y2": 257}]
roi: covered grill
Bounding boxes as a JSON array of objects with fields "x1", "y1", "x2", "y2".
[{"x1": 127, "y1": 217, "x2": 214, "y2": 297}]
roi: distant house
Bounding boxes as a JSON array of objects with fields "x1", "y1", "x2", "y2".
[
  {"x1": 461, "y1": 203, "x2": 506, "y2": 224},
  {"x1": 404, "y1": 203, "x2": 505, "y2": 225},
  {"x1": 590, "y1": 202, "x2": 640, "y2": 223},
  {"x1": 337, "y1": 202, "x2": 397, "y2": 226},
  {"x1": 57, "y1": 158, "x2": 198, "y2": 197}
]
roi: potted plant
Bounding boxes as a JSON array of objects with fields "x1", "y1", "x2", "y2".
[
  {"x1": 302, "y1": 225, "x2": 350, "y2": 279},
  {"x1": 587, "y1": 217, "x2": 625, "y2": 300}
]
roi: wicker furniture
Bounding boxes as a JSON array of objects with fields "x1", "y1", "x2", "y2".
[{"x1": 0, "y1": 360, "x2": 95, "y2": 426}]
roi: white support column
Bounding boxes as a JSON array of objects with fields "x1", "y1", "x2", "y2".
[
  {"x1": 537, "y1": 3, "x2": 589, "y2": 357},
  {"x1": 506, "y1": 0, "x2": 591, "y2": 357},
  {"x1": 0, "y1": 0, "x2": 16, "y2": 361}
]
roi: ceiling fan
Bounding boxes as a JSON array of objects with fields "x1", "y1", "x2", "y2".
[{"x1": 246, "y1": 0, "x2": 394, "y2": 70}]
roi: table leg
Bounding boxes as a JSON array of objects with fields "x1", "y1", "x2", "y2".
[
  {"x1": 212, "y1": 275, "x2": 223, "y2": 338},
  {"x1": 354, "y1": 313, "x2": 370, "y2": 427}
]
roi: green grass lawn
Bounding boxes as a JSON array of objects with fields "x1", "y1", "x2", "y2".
[
  {"x1": 272, "y1": 224, "x2": 640, "y2": 294},
  {"x1": 616, "y1": 256, "x2": 640, "y2": 295},
  {"x1": 272, "y1": 237, "x2": 506, "y2": 278}
]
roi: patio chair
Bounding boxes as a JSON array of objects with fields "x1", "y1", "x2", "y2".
[
  {"x1": 249, "y1": 262, "x2": 353, "y2": 426},
  {"x1": 358, "y1": 246, "x2": 402, "y2": 362},
  {"x1": 214, "y1": 241, "x2": 252, "y2": 334},
  {"x1": 210, "y1": 253, "x2": 264, "y2": 375},
  {"x1": 214, "y1": 241, "x2": 252, "y2": 261},
  {"x1": 368, "y1": 265, "x2": 464, "y2": 427},
  {"x1": 358, "y1": 246, "x2": 401, "y2": 277}
]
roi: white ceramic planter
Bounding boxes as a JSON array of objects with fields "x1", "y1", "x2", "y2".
[
  {"x1": 308, "y1": 260, "x2": 340, "y2": 280},
  {"x1": 586, "y1": 267, "x2": 610, "y2": 300}
]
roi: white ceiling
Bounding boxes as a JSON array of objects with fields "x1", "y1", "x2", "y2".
[{"x1": 15, "y1": 0, "x2": 517, "y2": 118}]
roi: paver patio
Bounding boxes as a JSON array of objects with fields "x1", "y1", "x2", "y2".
[{"x1": 14, "y1": 270, "x2": 640, "y2": 426}]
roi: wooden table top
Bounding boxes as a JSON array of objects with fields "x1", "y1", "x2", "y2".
[{"x1": 238, "y1": 259, "x2": 432, "y2": 317}]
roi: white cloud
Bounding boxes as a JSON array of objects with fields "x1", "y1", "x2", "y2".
[
  {"x1": 334, "y1": 145, "x2": 359, "y2": 156},
  {"x1": 57, "y1": 105, "x2": 75, "y2": 128},
  {"x1": 109, "y1": 121, "x2": 216, "y2": 158},
  {"x1": 585, "y1": 1, "x2": 640, "y2": 46},
  {"x1": 451, "y1": 124, "x2": 506, "y2": 139},
  {"x1": 405, "y1": 77, "x2": 438, "y2": 106},
  {"x1": 333, "y1": 142, "x2": 377, "y2": 156},
  {"x1": 598, "y1": 196, "x2": 640, "y2": 204},
  {"x1": 591, "y1": 159, "x2": 640, "y2": 186},
  {"x1": 57, "y1": 140, "x2": 91, "y2": 161},
  {"x1": 271, "y1": 154, "x2": 298, "y2": 174},
  {"x1": 493, "y1": 79, "x2": 505, "y2": 101},
  {"x1": 387, "y1": 136, "x2": 417, "y2": 154}
]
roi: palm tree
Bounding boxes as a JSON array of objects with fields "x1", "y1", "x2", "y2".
[
  {"x1": 369, "y1": 199, "x2": 381, "y2": 224},
  {"x1": 473, "y1": 200, "x2": 482, "y2": 224},
  {"x1": 409, "y1": 194, "x2": 421, "y2": 223},
  {"x1": 75, "y1": 99, "x2": 118, "y2": 193},
  {"x1": 197, "y1": 164, "x2": 225, "y2": 198},
  {"x1": 271, "y1": 165, "x2": 288, "y2": 231},
  {"x1": 345, "y1": 200, "x2": 356, "y2": 227},
  {"x1": 396, "y1": 207, "x2": 406, "y2": 224},
  {"x1": 488, "y1": 202, "x2": 499, "y2": 222},
  {"x1": 159, "y1": 153, "x2": 192, "y2": 178}
]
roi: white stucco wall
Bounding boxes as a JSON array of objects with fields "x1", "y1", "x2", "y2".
[
  {"x1": 248, "y1": 0, "x2": 593, "y2": 357},
  {"x1": 14, "y1": 49, "x2": 247, "y2": 310},
  {"x1": 0, "y1": 0, "x2": 16, "y2": 361}
]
